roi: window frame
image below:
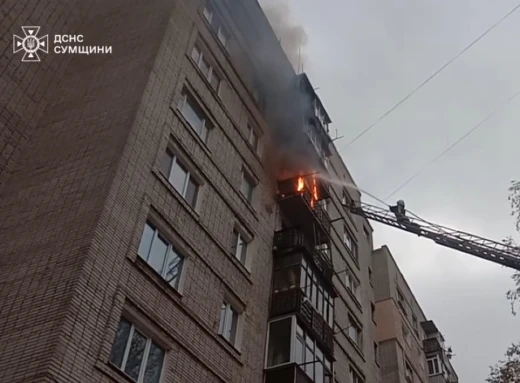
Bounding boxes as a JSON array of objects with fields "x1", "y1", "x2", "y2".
[
  {"x1": 343, "y1": 227, "x2": 358, "y2": 261},
  {"x1": 247, "y1": 122, "x2": 260, "y2": 154},
  {"x1": 346, "y1": 269, "x2": 361, "y2": 303},
  {"x1": 109, "y1": 317, "x2": 166, "y2": 383},
  {"x1": 218, "y1": 300, "x2": 241, "y2": 347},
  {"x1": 137, "y1": 220, "x2": 185, "y2": 290},
  {"x1": 177, "y1": 90, "x2": 212, "y2": 142},
  {"x1": 427, "y1": 356, "x2": 442, "y2": 376},
  {"x1": 349, "y1": 367, "x2": 364, "y2": 383},
  {"x1": 405, "y1": 360, "x2": 413, "y2": 382},
  {"x1": 231, "y1": 226, "x2": 251, "y2": 267},
  {"x1": 300, "y1": 258, "x2": 334, "y2": 327},
  {"x1": 160, "y1": 148, "x2": 201, "y2": 209},
  {"x1": 347, "y1": 314, "x2": 363, "y2": 348},
  {"x1": 190, "y1": 44, "x2": 222, "y2": 94},
  {"x1": 240, "y1": 168, "x2": 256, "y2": 203},
  {"x1": 265, "y1": 316, "x2": 333, "y2": 382}
]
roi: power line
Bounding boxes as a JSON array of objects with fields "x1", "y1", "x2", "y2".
[
  {"x1": 338, "y1": 2, "x2": 520, "y2": 153},
  {"x1": 384, "y1": 89, "x2": 520, "y2": 201}
]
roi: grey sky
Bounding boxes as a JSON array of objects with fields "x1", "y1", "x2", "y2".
[{"x1": 260, "y1": 0, "x2": 520, "y2": 381}]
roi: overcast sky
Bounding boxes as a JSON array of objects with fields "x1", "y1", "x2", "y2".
[{"x1": 260, "y1": 0, "x2": 520, "y2": 381}]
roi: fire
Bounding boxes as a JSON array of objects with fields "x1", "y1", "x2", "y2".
[
  {"x1": 297, "y1": 177, "x2": 305, "y2": 192},
  {"x1": 310, "y1": 174, "x2": 319, "y2": 208}
]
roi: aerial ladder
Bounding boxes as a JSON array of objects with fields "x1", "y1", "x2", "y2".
[{"x1": 345, "y1": 200, "x2": 520, "y2": 271}]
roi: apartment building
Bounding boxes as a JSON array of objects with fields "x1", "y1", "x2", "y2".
[
  {"x1": 0, "y1": 1, "x2": 380, "y2": 383},
  {"x1": 372, "y1": 246, "x2": 459, "y2": 383}
]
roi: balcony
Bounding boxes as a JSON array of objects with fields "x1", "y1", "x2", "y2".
[
  {"x1": 424, "y1": 338, "x2": 442, "y2": 354},
  {"x1": 265, "y1": 363, "x2": 314, "y2": 383},
  {"x1": 277, "y1": 176, "x2": 331, "y2": 236},
  {"x1": 270, "y1": 288, "x2": 334, "y2": 355},
  {"x1": 273, "y1": 227, "x2": 333, "y2": 283}
]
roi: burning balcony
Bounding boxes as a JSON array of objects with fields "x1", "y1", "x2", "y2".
[{"x1": 277, "y1": 174, "x2": 331, "y2": 236}]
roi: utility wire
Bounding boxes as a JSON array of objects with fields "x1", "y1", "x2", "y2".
[
  {"x1": 384, "y1": 89, "x2": 520, "y2": 201},
  {"x1": 338, "y1": 2, "x2": 520, "y2": 153}
]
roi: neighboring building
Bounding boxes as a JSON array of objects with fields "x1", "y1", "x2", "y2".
[
  {"x1": 0, "y1": 2, "x2": 380, "y2": 383},
  {"x1": 372, "y1": 246, "x2": 459, "y2": 383}
]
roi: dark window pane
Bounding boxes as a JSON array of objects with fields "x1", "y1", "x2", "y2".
[
  {"x1": 267, "y1": 318, "x2": 292, "y2": 367},
  {"x1": 138, "y1": 223, "x2": 155, "y2": 260},
  {"x1": 170, "y1": 160, "x2": 188, "y2": 195},
  {"x1": 143, "y1": 341, "x2": 165, "y2": 383},
  {"x1": 124, "y1": 329, "x2": 147, "y2": 380},
  {"x1": 185, "y1": 177, "x2": 199, "y2": 207},
  {"x1": 229, "y1": 309, "x2": 238, "y2": 344},
  {"x1": 210, "y1": 71, "x2": 221, "y2": 92},
  {"x1": 199, "y1": 56, "x2": 210, "y2": 77},
  {"x1": 160, "y1": 150, "x2": 173, "y2": 178},
  {"x1": 181, "y1": 97, "x2": 205, "y2": 137},
  {"x1": 148, "y1": 234, "x2": 168, "y2": 275},
  {"x1": 230, "y1": 230, "x2": 239, "y2": 256},
  {"x1": 164, "y1": 249, "x2": 183, "y2": 288},
  {"x1": 109, "y1": 318, "x2": 132, "y2": 368}
]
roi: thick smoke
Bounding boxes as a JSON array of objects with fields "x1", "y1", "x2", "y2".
[
  {"x1": 260, "y1": 0, "x2": 308, "y2": 72},
  {"x1": 252, "y1": 0, "x2": 320, "y2": 180}
]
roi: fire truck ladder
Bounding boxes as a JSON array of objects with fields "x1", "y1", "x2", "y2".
[{"x1": 346, "y1": 202, "x2": 520, "y2": 271}]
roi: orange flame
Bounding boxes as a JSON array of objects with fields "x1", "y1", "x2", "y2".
[{"x1": 297, "y1": 177, "x2": 305, "y2": 192}]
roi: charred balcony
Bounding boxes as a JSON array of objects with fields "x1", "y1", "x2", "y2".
[
  {"x1": 277, "y1": 175, "x2": 331, "y2": 236},
  {"x1": 273, "y1": 227, "x2": 333, "y2": 283}
]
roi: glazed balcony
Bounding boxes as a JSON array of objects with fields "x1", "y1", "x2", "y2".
[
  {"x1": 265, "y1": 363, "x2": 314, "y2": 383},
  {"x1": 270, "y1": 288, "x2": 334, "y2": 354}
]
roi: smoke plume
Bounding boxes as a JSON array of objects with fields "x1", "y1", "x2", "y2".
[{"x1": 260, "y1": 0, "x2": 308, "y2": 72}]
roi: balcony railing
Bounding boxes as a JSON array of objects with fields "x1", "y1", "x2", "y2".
[
  {"x1": 265, "y1": 363, "x2": 314, "y2": 383},
  {"x1": 424, "y1": 338, "x2": 442, "y2": 354},
  {"x1": 270, "y1": 288, "x2": 334, "y2": 354},
  {"x1": 273, "y1": 227, "x2": 333, "y2": 282}
]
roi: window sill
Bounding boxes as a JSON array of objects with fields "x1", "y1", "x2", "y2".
[
  {"x1": 95, "y1": 360, "x2": 135, "y2": 383},
  {"x1": 132, "y1": 255, "x2": 184, "y2": 300},
  {"x1": 218, "y1": 333, "x2": 242, "y2": 356},
  {"x1": 228, "y1": 251, "x2": 252, "y2": 277},
  {"x1": 171, "y1": 106, "x2": 212, "y2": 157},
  {"x1": 346, "y1": 335, "x2": 365, "y2": 361},
  {"x1": 236, "y1": 190, "x2": 258, "y2": 217}
]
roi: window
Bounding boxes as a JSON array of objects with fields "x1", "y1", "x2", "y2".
[
  {"x1": 240, "y1": 169, "x2": 255, "y2": 202},
  {"x1": 405, "y1": 361, "x2": 413, "y2": 382},
  {"x1": 219, "y1": 301, "x2": 239, "y2": 345},
  {"x1": 300, "y1": 258, "x2": 334, "y2": 327},
  {"x1": 402, "y1": 324, "x2": 411, "y2": 348},
  {"x1": 266, "y1": 318, "x2": 332, "y2": 383},
  {"x1": 267, "y1": 318, "x2": 292, "y2": 367},
  {"x1": 295, "y1": 324, "x2": 332, "y2": 383},
  {"x1": 191, "y1": 44, "x2": 222, "y2": 93},
  {"x1": 342, "y1": 190, "x2": 351, "y2": 206},
  {"x1": 203, "y1": 1, "x2": 230, "y2": 47},
  {"x1": 160, "y1": 149, "x2": 200, "y2": 208},
  {"x1": 346, "y1": 270, "x2": 361, "y2": 302},
  {"x1": 177, "y1": 90, "x2": 212, "y2": 141},
  {"x1": 109, "y1": 318, "x2": 165, "y2": 383},
  {"x1": 374, "y1": 342, "x2": 380, "y2": 366},
  {"x1": 138, "y1": 221, "x2": 184, "y2": 289},
  {"x1": 231, "y1": 228, "x2": 249, "y2": 265},
  {"x1": 368, "y1": 268, "x2": 373, "y2": 286},
  {"x1": 347, "y1": 315, "x2": 363, "y2": 348},
  {"x1": 412, "y1": 315, "x2": 419, "y2": 337},
  {"x1": 247, "y1": 123, "x2": 260, "y2": 153},
  {"x1": 363, "y1": 226, "x2": 370, "y2": 239},
  {"x1": 343, "y1": 228, "x2": 358, "y2": 260},
  {"x1": 349, "y1": 367, "x2": 364, "y2": 383},
  {"x1": 371, "y1": 303, "x2": 376, "y2": 323},
  {"x1": 427, "y1": 356, "x2": 441, "y2": 376},
  {"x1": 397, "y1": 288, "x2": 407, "y2": 314}
]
